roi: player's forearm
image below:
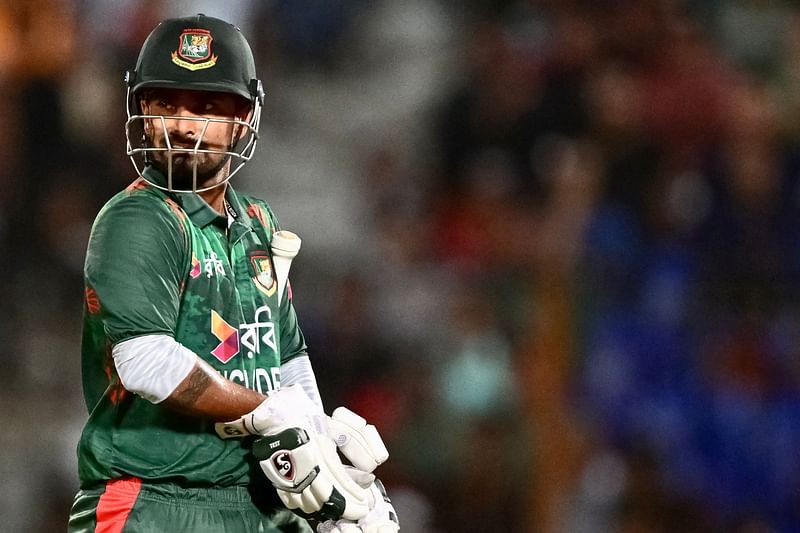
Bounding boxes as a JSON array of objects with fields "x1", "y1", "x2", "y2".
[
  {"x1": 113, "y1": 334, "x2": 265, "y2": 420},
  {"x1": 161, "y1": 358, "x2": 266, "y2": 420}
]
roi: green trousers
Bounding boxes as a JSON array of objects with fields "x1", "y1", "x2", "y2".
[{"x1": 67, "y1": 477, "x2": 313, "y2": 533}]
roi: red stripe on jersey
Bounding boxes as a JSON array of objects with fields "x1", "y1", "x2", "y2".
[{"x1": 95, "y1": 477, "x2": 142, "y2": 533}]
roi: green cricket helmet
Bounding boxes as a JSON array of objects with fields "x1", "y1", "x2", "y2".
[{"x1": 125, "y1": 14, "x2": 265, "y2": 192}]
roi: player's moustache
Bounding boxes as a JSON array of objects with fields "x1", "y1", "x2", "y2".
[{"x1": 168, "y1": 132, "x2": 208, "y2": 151}]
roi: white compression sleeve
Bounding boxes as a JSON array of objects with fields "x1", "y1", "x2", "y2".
[
  {"x1": 113, "y1": 334, "x2": 197, "y2": 404},
  {"x1": 280, "y1": 355, "x2": 324, "y2": 411}
]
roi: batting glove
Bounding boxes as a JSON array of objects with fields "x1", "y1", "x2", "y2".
[
  {"x1": 214, "y1": 384, "x2": 324, "y2": 439},
  {"x1": 327, "y1": 407, "x2": 389, "y2": 473},
  {"x1": 317, "y1": 474, "x2": 400, "y2": 533},
  {"x1": 318, "y1": 407, "x2": 396, "y2": 531},
  {"x1": 216, "y1": 385, "x2": 373, "y2": 522},
  {"x1": 252, "y1": 427, "x2": 373, "y2": 522}
]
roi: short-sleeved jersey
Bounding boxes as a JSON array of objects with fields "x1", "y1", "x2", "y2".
[{"x1": 77, "y1": 171, "x2": 308, "y2": 489}]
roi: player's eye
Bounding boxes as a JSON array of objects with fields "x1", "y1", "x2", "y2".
[{"x1": 203, "y1": 102, "x2": 218, "y2": 113}]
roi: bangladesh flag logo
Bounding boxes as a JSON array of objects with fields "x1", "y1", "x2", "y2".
[
  {"x1": 250, "y1": 253, "x2": 276, "y2": 297},
  {"x1": 171, "y1": 29, "x2": 218, "y2": 71}
]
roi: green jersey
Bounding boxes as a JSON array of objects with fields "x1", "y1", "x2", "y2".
[{"x1": 77, "y1": 172, "x2": 308, "y2": 489}]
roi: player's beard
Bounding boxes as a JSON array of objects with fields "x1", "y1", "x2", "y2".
[{"x1": 146, "y1": 133, "x2": 232, "y2": 191}]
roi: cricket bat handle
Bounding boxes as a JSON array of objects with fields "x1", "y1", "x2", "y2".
[{"x1": 271, "y1": 230, "x2": 301, "y2": 305}]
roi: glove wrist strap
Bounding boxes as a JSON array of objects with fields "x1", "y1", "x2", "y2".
[{"x1": 215, "y1": 418, "x2": 251, "y2": 439}]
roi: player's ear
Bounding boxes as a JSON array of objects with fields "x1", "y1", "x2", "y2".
[
  {"x1": 237, "y1": 100, "x2": 252, "y2": 123},
  {"x1": 139, "y1": 99, "x2": 153, "y2": 135},
  {"x1": 138, "y1": 90, "x2": 152, "y2": 113},
  {"x1": 138, "y1": 93, "x2": 155, "y2": 134},
  {"x1": 233, "y1": 101, "x2": 253, "y2": 142}
]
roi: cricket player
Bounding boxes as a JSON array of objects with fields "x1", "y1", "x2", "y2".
[{"x1": 67, "y1": 14, "x2": 399, "y2": 533}]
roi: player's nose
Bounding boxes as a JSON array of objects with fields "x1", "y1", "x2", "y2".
[{"x1": 167, "y1": 106, "x2": 204, "y2": 141}]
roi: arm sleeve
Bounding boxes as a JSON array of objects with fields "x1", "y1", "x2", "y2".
[
  {"x1": 280, "y1": 354, "x2": 323, "y2": 410},
  {"x1": 113, "y1": 334, "x2": 197, "y2": 403},
  {"x1": 86, "y1": 195, "x2": 188, "y2": 343},
  {"x1": 278, "y1": 296, "x2": 309, "y2": 364}
]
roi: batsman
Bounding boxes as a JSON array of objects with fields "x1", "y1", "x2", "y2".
[{"x1": 68, "y1": 14, "x2": 399, "y2": 533}]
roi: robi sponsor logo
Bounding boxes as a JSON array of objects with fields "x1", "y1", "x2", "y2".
[
  {"x1": 211, "y1": 310, "x2": 239, "y2": 363},
  {"x1": 240, "y1": 305, "x2": 277, "y2": 358},
  {"x1": 210, "y1": 305, "x2": 277, "y2": 363},
  {"x1": 209, "y1": 306, "x2": 281, "y2": 392}
]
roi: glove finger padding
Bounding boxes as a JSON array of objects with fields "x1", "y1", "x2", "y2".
[
  {"x1": 254, "y1": 427, "x2": 374, "y2": 522},
  {"x1": 317, "y1": 478, "x2": 400, "y2": 533},
  {"x1": 344, "y1": 466, "x2": 375, "y2": 489},
  {"x1": 328, "y1": 407, "x2": 389, "y2": 473},
  {"x1": 316, "y1": 521, "x2": 362, "y2": 533},
  {"x1": 361, "y1": 479, "x2": 400, "y2": 533}
]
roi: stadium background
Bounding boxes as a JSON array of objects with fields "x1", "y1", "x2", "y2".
[{"x1": 2, "y1": 0, "x2": 800, "y2": 531}]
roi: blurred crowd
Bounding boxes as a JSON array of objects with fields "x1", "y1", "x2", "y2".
[{"x1": 2, "y1": 0, "x2": 800, "y2": 531}]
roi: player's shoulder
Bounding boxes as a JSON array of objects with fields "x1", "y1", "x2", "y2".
[
  {"x1": 236, "y1": 192, "x2": 278, "y2": 234},
  {"x1": 95, "y1": 178, "x2": 187, "y2": 230}
]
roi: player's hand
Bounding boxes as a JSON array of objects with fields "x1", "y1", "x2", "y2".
[
  {"x1": 316, "y1": 519, "x2": 362, "y2": 533},
  {"x1": 231, "y1": 385, "x2": 370, "y2": 522},
  {"x1": 216, "y1": 388, "x2": 391, "y2": 523},
  {"x1": 252, "y1": 425, "x2": 374, "y2": 522},
  {"x1": 316, "y1": 474, "x2": 400, "y2": 533},
  {"x1": 214, "y1": 384, "x2": 325, "y2": 439},
  {"x1": 326, "y1": 407, "x2": 389, "y2": 473},
  {"x1": 355, "y1": 478, "x2": 400, "y2": 533},
  {"x1": 317, "y1": 407, "x2": 396, "y2": 531}
]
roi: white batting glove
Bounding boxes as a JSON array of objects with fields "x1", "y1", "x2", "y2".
[
  {"x1": 214, "y1": 384, "x2": 324, "y2": 439},
  {"x1": 317, "y1": 407, "x2": 396, "y2": 531},
  {"x1": 253, "y1": 426, "x2": 374, "y2": 522},
  {"x1": 327, "y1": 407, "x2": 389, "y2": 472},
  {"x1": 317, "y1": 476, "x2": 400, "y2": 533},
  {"x1": 216, "y1": 385, "x2": 373, "y2": 522},
  {"x1": 317, "y1": 520, "x2": 362, "y2": 533}
]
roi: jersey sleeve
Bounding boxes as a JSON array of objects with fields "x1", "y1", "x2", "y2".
[{"x1": 85, "y1": 194, "x2": 189, "y2": 344}]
